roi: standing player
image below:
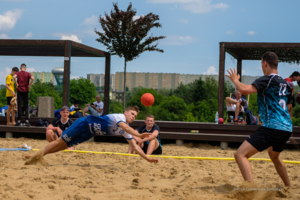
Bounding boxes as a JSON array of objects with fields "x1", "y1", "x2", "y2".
[
  {"x1": 226, "y1": 52, "x2": 293, "y2": 186},
  {"x1": 5, "y1": 67, "x2": 19, "y2": 125},
  {"x1": 25, "y1": 106, "x2": 158, "y2": 164},
  {"x1": 128, "y1": 114, "x2": 162, "y2": 155}
]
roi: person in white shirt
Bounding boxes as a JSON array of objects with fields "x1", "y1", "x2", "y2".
[
  {"x1": 25, "y1": 106, "x2": 159, "y2": 164},
  {"x1": 82, "y1": 95, "x2": 104, "y2": 116}
]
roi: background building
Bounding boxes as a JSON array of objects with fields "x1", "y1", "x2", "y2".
[
  {"x1": 31, "y1": 72, "x2": 54, "y2": 84},
  {"x1": 51, "y1": 67, "x2": 64, "y2": 86},
  {"x1": 87, "y1": 73, "x2": 115, "y2": 90}
]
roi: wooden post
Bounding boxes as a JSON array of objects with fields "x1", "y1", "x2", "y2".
[
  {"x1": 237, "y1": 59, "x2": 242, "y2": 82},
  {"x1": 218, "y1": 43, "x2": 225, "y2": 118},
  {"x1": 62, "y1": 41, "x2": 71, "y2": 106},
  {"x1": 103, "y1": 55, "x2": 111, "y2": 115}
]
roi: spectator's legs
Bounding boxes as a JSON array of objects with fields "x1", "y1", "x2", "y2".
[
  {"x1": 23, "y1": 92, "x2": 29, "y2": 120},
  {"x1": 17, "y1": 91, "x2": 22, "y2": 121},
  {"x1": 46, "y1": 130, "x2": 58, "y2": 143},
  {"x1": 146, "y1": 139, "x2": 160, "y2": 155},
  {"x1": 7, "y1": 105, "x2": 11, "y2": 125},
  {"x1": 88, "y1": 106, "x2": 99, "y2": 116},
  {"x1": 235, "y1": 101, "x2": 241, "y2": 120},
  {"x1": 82, "y1": 104, "x2": 89, "y2": 117},
  {"x1": 225, "y1": 97, "x2": 238, "y2": 107},
  {"x1": 11, "y1": 107, "x2": 15, "y2": 125}
]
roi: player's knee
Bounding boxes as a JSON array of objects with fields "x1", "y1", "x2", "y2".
[
  {"x1": 234, "y1": 151, "x2": 241, "y2": 160},
  {"x1": 46, "y1": 129, "x2": 54, "y2": 136},
  {"x1": 225, "y1": 97, "x2": 230, "y2": 101}
]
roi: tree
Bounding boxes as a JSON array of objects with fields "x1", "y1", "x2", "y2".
[
  {"x1": 69, "y1": 78, "x2": 97, "y2": 107},
  {"x1": 95, "y1": 2, "x2": 165, "y2": 111}
]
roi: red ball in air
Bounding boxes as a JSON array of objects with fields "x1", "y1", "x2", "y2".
[
  {"x1": 141, "y1": 93, "x2": 155, "y2": 107},
  {"x1": 218, "y1": 118, "x2": 224, "y2": 124}
]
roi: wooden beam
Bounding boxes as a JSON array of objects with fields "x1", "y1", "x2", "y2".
[
  {"x1": 103, "y1": 55, "x2": 111, "y2": 115},
  {"x1": 237, "y1": 59, "x2": 242, "y2": 82},
  {"x1": 218, "y1": 43, "x2": 226, "y2": 118},
  {"x1": 222, "y1": 42, "x2": 300, "y2": 48},
  {"x1": 62, "y1": 41, "x2": 71, "y2": 106}
]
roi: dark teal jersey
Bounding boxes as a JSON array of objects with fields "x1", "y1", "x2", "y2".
[{"x1": 252, "y1": 74, "x2": 293, "y2": 132}]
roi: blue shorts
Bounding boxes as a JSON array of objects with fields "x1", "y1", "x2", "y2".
[{"x1": 61, "y1": 117, "x2": 94, "y2": 147}]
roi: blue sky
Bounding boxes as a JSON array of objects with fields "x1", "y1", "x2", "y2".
[{"x1": 0, "y1": 0, "x2": 300, "y2": 85}]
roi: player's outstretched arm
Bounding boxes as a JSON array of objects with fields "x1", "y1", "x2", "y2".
[
  {"x1": 118, "y1": 122, "x2": 151, "y2": 138},
  {"x1": 226, "y1": 68, "x2": 257, "y2": 95},
  {"x1": 127, "y1": 139, "x2": 158, "y2": 163}
]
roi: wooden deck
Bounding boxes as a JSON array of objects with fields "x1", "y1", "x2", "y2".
[{"x1": 1, "y1": 117, "x2": 300, "y2": 144}]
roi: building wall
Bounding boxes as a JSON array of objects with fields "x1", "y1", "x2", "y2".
[
  {"x1": 87, "y1": 73, "x2": 115, "y2": 91},
  {"x1": 31, "y1": 72, "x2": 54, "y2": 84}
]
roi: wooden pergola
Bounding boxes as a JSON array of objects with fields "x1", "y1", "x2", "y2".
[
  {"x1": 218, "y1": 42, "x2": 300, "y2": 117},
  {"x1": 0, "y1": 39, "x2": 111, "y2": 114}
]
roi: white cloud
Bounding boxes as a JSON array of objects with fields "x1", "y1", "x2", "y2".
[
  {"x1": 0, "y1": 9, "x2": 23, "y2": 32},
  {"x1": 0, "y1": 67, "x2": 12, "y2": 82},
  {"x1": 248, "y1": 31, "x2": 257, "y2": 35},
  {"x1": 61, "y1": 35, "x2": 82, "y2": 43},
  {"x1": 147, "y1": 0, "x2": 228, "y2": 14},
  {"x1": 0, "y1": 34, "x2": 10, "y2": 39},
  {"x1": 82, "y1": 15, "x2": 98, "y2": 25},
  {"x1": 179, "y1": 18, "x2": 189, "y2": 24},
  {"x1": 26, "y1": 67, "x2": 36, "y2": 72},
  {"x1": 161, "y1": 35, "x2": 197, "y2": 45},
  {"x1": 24, "y1": 31, "x2": 33, "y2": 39},
  {"x1": 133, "y1": 15, "x2": 144, "y2": 20},
  {"x1": 203, "y1": 66, "x2": 218, "y2": 75},
  {"x1": 226, "y1": 30, "x2": 233, "y2": 35}
]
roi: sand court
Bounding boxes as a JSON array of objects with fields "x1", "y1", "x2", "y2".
[{"x1": 0, "y1": 137, "x2": 299, "y2": 199}]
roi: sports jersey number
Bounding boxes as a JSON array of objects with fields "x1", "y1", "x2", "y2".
[
  {"x1": 279, "y1": 83, "x2": 287, "y2": 96},
  {"x1": 279, "y1": 99, "x2": 286, "y2": 110}
]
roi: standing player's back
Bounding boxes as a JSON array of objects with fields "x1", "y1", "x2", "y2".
[{"x1": 252, "y1": 74, "x2": 292, "y2": 132}]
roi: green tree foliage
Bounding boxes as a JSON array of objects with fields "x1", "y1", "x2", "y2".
[
  {"x1": 29, "y1": 79, "x2": 62, "y2": 109},
  {"x1": 109, "y1": 100, "x2": 123, "y2": 114},
  {"x1": 95, "y1": 2, "x2": 165, "y2": 111},
  {"x1": 69, "y1": 78, "x2": 97, "y2": 107}
]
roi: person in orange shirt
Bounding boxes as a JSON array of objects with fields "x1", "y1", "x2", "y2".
[{"x1": 5, "y1": 67, "x2": 19, "y2": 125}]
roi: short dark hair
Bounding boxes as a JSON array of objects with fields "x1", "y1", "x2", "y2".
[
  {"x1": 12, "y1": 67, "x2": 19, "y2": 72},
  {"x1": 20, "y1": 63, "x2": 26, "y2": 69},
  {"x1": 261, "y1": 52, "x2": 278, "y2": 69},
  {"x1": 146, "y1": 114, "x2": 155, "y2": 120},
  {"x1": 126, "y1": 106, "x2": 139, "y2": 113},
  {"x1": 290, "y1": 71, "x2": 300, "y2": 77},
  {"x1": 61, "y1": 106, "x2": 70, "y2": 112}
]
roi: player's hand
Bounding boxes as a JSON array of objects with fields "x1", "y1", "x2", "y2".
[
  {"x1": 225, "y1": 68, "x2": 240, "y2": 83},
  {"x1": 140, "y1": 133, "x2": 151, "y2": 138},
  {"x1": 13, "y1": 92, "x2": 16, "y2": 97},
  {"x1": 16, "y1": 84, "x2": 19, "y2": 89},
  {"x1": 138, "y1": 141, "x2": 143, "y2": 147},
  {"x1": 148, "y1": 158, "x2": 159, "y2": 163},
  {"x1": 57, "y1": 128, "x2": 63, "y2": 136},
  {"x1": 28, "y1": 85, "x2": 31, "y2": 90}
]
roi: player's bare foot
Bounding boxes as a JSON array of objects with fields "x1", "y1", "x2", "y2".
[
  {"x1": 25, "y1": 154, "x2": 33, "y2": 159},
  {"x1": 25, "y1": 150, "x2": 49, "y2": 166},
  {"x1": 67, "y1": 147, "x2": 75, "y2": 150}
]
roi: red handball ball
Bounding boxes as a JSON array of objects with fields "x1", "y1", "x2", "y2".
[
  {"x1": 218, "y1": 118, "x2": 224, "y2": 124},
  {"x1": 141, "y1": 93, "x2": 155, "y2": 107}
]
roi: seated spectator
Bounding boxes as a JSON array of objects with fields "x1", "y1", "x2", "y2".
[
  {"x1": 70, "y1": 100, "x2": 80, "y2": 111},
  {"x1": 225, "y1": 90, "x2": 248, "y2": 124},
  {"x1": 82, "y1": 95, "x2": 104, "y2": 117},
  {"x1": 128, "y1": 114, "x2": 162, "y2": 155},
  {"x1": 46, "y1": 106, "x2": 74, "y2": 150},
  {"x1": 285, "y1": 71, "x2": 300, "y2": 118}
]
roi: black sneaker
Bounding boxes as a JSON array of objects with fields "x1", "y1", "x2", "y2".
[
  {"x1": 14, "y1": 121, "x2": 22, "y2": 126},
  {"x1": 25, "y1": 120, "x2": 31, "y2": 127}
]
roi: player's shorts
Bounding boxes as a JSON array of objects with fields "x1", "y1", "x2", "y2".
[
  {"x1": 6, "y1": 97, "x2": 12, "y2": 105},
  {"x1": 226, "y1": 104, "x2": 244, "y2": 112},
  {"x1": 142, "y1": 143, "x2": 162, "y2": 155},
  {"x1": 246, "y1": 126, "x2": 291, "y2": 152},
  {"x1": 61, "y1": 117, "x2": 93, "y2": 147}
]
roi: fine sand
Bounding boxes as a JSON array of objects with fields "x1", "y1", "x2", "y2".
[{"x1": 0, "y1": 137, "x2": 299, "y2": 200}]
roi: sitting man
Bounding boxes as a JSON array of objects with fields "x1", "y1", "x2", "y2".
[
  {"x1": 46, "y1": 106, "x2": 74, "y2": 150},
  {"x1": 128, "y1": 114, "x2": 162, "y2": 155},
  {"x1": 82, "y1": 95, "x2": 103, "y2": 117},
  {"x1": 285, "y1": 71, "x2": 300, "y2": 118},
  {"x1": 225, "y1": 90, "x2": 248, "y2": 123},
  {"x1": 70, "y1": 100, "x2": 80, "y2": 111}
]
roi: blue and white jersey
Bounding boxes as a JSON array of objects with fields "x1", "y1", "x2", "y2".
[
  {"x1": 85, "y1": 114, "x2": 133, "y2": 140},
  {"x1": 252, "y1": 74, "x2": 293, "y2": 132}
]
